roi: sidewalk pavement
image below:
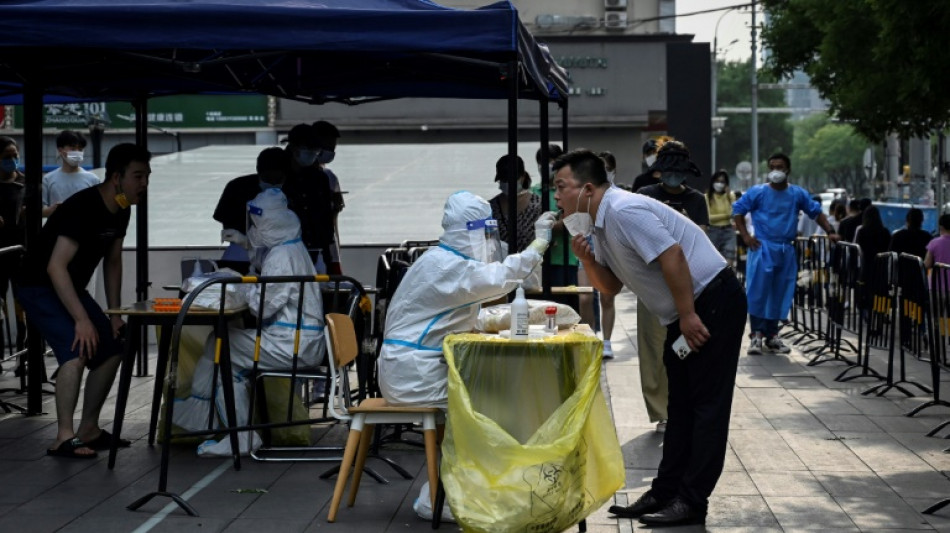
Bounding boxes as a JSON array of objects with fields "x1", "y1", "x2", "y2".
[{"x1": 1, "y1": 287, "x2": 950, "y2": 532}]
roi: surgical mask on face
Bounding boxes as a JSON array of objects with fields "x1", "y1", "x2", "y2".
[
  {"x1": 0, "y1": 158, "x2": 18, "y2": 174},
  {"x1": 65, "y1": 151, "x2": 84, "y2": 167},
  {"x1": 661, "y1": 173, "x2": 687, "y2": 188},
  {"x1": 316, "y1": 150, "x2": 335, "y2": 165},
  {"x1": 768, "y1": 170, "x2": 787, "y2": 184},
  {"x1": 606, "y1": 170, "x2": 616, "y2": 184},
  {"x1": 562, "y1": 191, "x2": 593, "y2": 237},
  {"x1": 295, "y1": 149, "x2": 318, "y2": 167},
  {"x1": 645, "y1": 154, "x2": 657, "y2": 167},
  {"x1": 713, "y1": 182, "x2": 726, "y2": 193}
]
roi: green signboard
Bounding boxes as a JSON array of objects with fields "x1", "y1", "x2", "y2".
[{"x1": 12, "y1": 94, "x2": 268, "y2": 129}]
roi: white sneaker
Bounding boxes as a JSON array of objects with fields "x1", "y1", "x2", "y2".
[
  {"x1": 765, "y1": 336, "x2": 791, "y2": 354},
  {"x1": 655, "y1": 420, "x2": 667, "y2": 433},
  {"x1": 747, "y1": 336, "x2": 764, "y2": 355},
  {"x1": 602, "y1": 340, "x2": 614, "y2": 360}
]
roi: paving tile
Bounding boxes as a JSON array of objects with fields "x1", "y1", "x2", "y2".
[
  {"x1": 837, "y1": 495, "x2": 933, "y2": 530},
  {"x1": 748, "y1": 471, "x2": 824, "y2": 496},
  {"x1": 779, "y1": 429, "x2": 870, "y2": 472},
  {"x1": 813, "y1": 470, "x2": 897, "y2": 498},
  {"x1": 728, "y1": 429, "x2": 807, "y2": 472},
  {"x1": 905, "y1": 497, "x2": 950, "y2": 531},
  {"x1": 766, "y1": 412, "x2": 828, "y2": 431},
  {"x1": 706, "y1": 495, "x2": 779, "y2": 528},
  {"x1": 712, "y1": 470, "x2": 758, "y2": 496},
  {"x1": 836, "y1": 432, "x2": 936, "y2": 472},
  {"x1": 813, "y1": 413, "x2": 883, "y2": 433},
  {"x1": 764, "y1": 495, "x2": 856, "y2": 529},
  {"x1": 223, "y1": 518, "x2": 311, "y2": 532},
  {"x1": 878, "y1": 469, "x2": 950, "y2": 500},
  {"x1": 742, "y1": 388, "x2": 807, "y2": 416}
]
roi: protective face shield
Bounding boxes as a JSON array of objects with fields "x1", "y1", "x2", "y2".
[
  {"x1": 294, "y1": 149, "x2": 318, "y2": 167},
  {"x1": 466, "y1": 217, "x2": 503, "y2": 263},
  {"x1": 64, "y1": 150, "x2": 84, "y2": 167},
  {"x1": 768, "y1": 170, "x2": 787, "y2": 184},
  {"x1": 316, "y1": 150, "x2": 335, "y2": 165},
  {"x1": 562, "y1": 190, "x2": 593, "y2": 237},
  {"x1": 713, "y1": 182, "x2": 726, "y2": 193},
  {"x1": 661, "y1": 173, "x2": 688, "y2": 188},
  {"x1": 0, "y1": 158, "x2": 18, "y2": 174}
]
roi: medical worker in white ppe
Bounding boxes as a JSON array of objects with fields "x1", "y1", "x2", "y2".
[
  {"x1": 174, "y1": 188, "x2": 325, "y2": 456},
  {"x1": 378, "y1": 191, "x2": 557, "y2": 409}
]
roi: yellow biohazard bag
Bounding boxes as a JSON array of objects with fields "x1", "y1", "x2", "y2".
[{"x1": 441, "y1": 332, "x2": 624, "y2": 533}]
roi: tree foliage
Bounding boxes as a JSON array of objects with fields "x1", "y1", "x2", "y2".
[
  {"x1": 715, "y1": 59, "x2": 793, "y2": 181},
  {"x1": 791, "y1": 114, "x2": 872, "y2": 197},
  {"x1": 761, "y1": 0, "x2": 950, "y2": 142}
]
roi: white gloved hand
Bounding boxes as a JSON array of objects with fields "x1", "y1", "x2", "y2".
[
  {"x1": 534, "y1": 211, "x2": 557, "y2": 243},
  {"x1": 221, "y1": 229, "x2": 247, "y2": 246},
  {"x1": 528, "y1": 238, "x2": 549, "y2": 255}
]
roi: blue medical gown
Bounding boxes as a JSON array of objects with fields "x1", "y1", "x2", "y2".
[{"x1": 733, "y1": 184, "x2": 821, "y2": 319}]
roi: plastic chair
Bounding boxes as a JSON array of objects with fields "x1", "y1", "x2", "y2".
[{"x1": 325, "y1": 313, "x2": 441, "y2": 523}]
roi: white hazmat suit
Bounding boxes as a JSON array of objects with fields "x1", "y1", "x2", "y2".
[
  {"x1": 174, "y1": 188, "x2": 326, "y2": 456},
  {"x1": 378, "y1": 191, "x2": 554, "y2": 409}
]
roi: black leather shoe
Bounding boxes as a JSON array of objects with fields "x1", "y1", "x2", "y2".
[
  {"x1": 639, "y1": 496, "x2": 706, "y2": 526},
  {"x1": 608, "y1": 491, "x2": 666, "y2": 519}
]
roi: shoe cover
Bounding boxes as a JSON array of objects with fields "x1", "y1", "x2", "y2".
[
  {"x1": 412, "y1": 481, "x2": 456, "y2": 523},
  {"x1": 196, "y1": 432, "x2": 262, "y2": 457}
]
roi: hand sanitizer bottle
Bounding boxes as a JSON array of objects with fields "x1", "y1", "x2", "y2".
[{"x1": 510, "y1": 282, "x2": 529, "y2": 340}]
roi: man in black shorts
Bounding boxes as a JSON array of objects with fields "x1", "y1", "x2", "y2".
[{"x1": 17, "y1": 143, "x2": 151, "y2": 459}]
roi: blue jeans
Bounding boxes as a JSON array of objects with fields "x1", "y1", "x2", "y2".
[{"x1": 749, "y1": 315, "x2": 779, "y2": 338}]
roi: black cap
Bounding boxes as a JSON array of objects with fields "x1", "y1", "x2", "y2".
[
  {"x1": 495, "y1": 154, "x2": 526, "y2": 182},
  {"x1": 650, "y1": 140, "x2": 702, "y2": 176},
  {"x1": 286, "y1": 123, "x2": 318, "y2": 148}
]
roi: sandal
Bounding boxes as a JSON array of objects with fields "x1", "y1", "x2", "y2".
[
  {"x1": 47, "y1": 437, "x2": 98, "y2": 459},
  {"x1": 85, "y1": 430, "x2": 131, "y2": 451}
]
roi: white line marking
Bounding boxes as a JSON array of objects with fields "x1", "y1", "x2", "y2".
[{"x1": 131, "y1": 461, "x2": 231, "y2": 533}]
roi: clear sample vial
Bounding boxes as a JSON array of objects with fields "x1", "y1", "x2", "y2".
[{"x1": 544, "y1": 306, "x2": 558, "y2": 333}]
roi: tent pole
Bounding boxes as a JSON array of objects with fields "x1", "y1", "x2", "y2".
[
  {"x1": 133, "y1": 99, "x2": 150, "y2": 377},
  {"x1": 506, "y1": 60, "x2": 518, "y2": 261},
  {"x1": 561, "y1": 100, "x2": 569, "y2": 151},
  {"x1": 539, "y1": 98, "x2": 551, "y2": 297},
  {"x1": 23, "y1": 83, "x2": 47, "y2": 415}
]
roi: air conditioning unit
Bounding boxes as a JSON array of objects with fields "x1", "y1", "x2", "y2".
[
  {"x1": 605, "y1": 0, "x2": 627, "y2": 10},
  {"x1": 604, "y1": 12, "x2": 627, "y2": 29}
]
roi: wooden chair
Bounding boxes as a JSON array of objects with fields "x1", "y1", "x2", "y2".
[{"x1": 325, "y1": 312, "x2": 441, "y2": 523}]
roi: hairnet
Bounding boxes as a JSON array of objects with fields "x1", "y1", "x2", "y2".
[
  {"x1": 248, "y1": 189, "x2": 301, "y2": 248},
  {"x1": 649, "y1": 142, "x2": 702, "y2": 177}
]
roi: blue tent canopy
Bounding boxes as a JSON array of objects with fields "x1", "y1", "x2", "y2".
[{"x1": 0, "y1": 0, "x2": 567, "y2": 103}]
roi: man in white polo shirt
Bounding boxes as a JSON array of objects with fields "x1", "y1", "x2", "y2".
[{"x1": 553, "y1": 148, "x2": 746, "y2": 527}]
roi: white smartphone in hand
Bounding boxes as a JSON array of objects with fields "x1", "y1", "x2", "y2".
[{"x1": 672, "y1": 335, "x2": 691, "y2": 360}]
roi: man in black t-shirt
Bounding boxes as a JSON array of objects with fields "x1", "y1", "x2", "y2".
[{"x1": 16, "y1": 143, "x2": 151, "y2": 459}]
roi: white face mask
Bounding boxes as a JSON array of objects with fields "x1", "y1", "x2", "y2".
[
  {"x1": 65, "y1": 151, "x2": 84, "y2": 167},
  {"x1": 645, "y1": 154, "x2": 657, "y2": 167},
  {"x1": 606, "y1": 170, "x2": 616, "y2": 184},
  {"x1": 713, "y1": 182, "x2": 726, "y2": 193},
  {"x1": 562, "y1": 191, "x2": 592, "y2": 237},
  {"x1": 768, "y1": 170, "x2": 787, "y2": 184}
]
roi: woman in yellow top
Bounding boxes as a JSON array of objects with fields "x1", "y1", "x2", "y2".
[{"x1": 705, "y1": 170, "x2": 737, "y2": 267}]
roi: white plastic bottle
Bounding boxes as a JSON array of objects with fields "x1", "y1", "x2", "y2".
[{"x1": 510, "y1": 282, "x2": 529, "y2": 340}]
